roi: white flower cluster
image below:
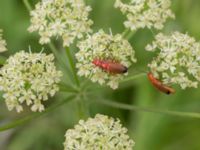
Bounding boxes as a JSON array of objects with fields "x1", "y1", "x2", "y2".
[
  {"x1": 0, "y1": 51, "x2": 62, "y2": 112},
  {"x1": 146, "y1": 32, "x2": 200, "y2": 89},
  {"x1": 0, "y1": 29, "x2": 7, "y2": 52},
  {"x1": 28, "y1": 0, "x2": 93, "y2": 46},
  {"x1": 115, "y1": 0, "x2": 175, "y2": 31},
  {"x1": 76, "y1": 30, "x2": 137, "y2": 89},
  {"x1": 64, "y1": 114, "x2": 135, "y2": 150}
]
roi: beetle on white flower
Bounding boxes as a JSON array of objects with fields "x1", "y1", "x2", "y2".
[
  {"x1": 76, "y1": 30, "x2": 137, "y2": 89},
  {"x1": 146, "y1": 32, "x2": 200, "y2": 89}
]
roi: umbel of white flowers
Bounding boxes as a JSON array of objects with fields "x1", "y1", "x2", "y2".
[
  {"x1": 115, "y1": 0, "x2": 175, "y2": 31},
  {"x1": 146, "y1": 32, "x2": 200, "y2": 89},
  {"x1": 0, "y1": 51, "x2": 62, "y2": 112},
  {"x1": 76, "y1": 30, "x2": 137, "y2": 89},
  {"x1": 64, "y1": 114, "x2": 135, "y2": 150},
  {"x1": 0, "y1": 29, "x2": 7, "y2": 52},
  {"x1": 28, "y1": 0, "x2": 93, "y2": 46}
]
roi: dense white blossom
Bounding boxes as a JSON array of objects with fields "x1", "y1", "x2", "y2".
[
  {"x1": 76, "y1": 30, "x2": 137, "y2": 89},
  {"x1": 146, "y1": 32, "x2": 200, "y2": 89},
  {"x1": 0, "y1": 29, "x2": 7, "y2": 52},
  {"x1": 64, "y1": 114, "x2": 135, "y2": 150},
  {"x1": 115, "y1": 0, "x2": 175, "y2": 31},
  {"x1": 0, "y1": 51, "x2": 62, "y2": 112},
  {"x1": 28, "y1": 0, "x2": 93, "y2": 46}
]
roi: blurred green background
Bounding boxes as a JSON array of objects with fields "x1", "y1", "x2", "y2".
[{"x1": 1, "y1": 0, "x2": 200, "y2": 150}]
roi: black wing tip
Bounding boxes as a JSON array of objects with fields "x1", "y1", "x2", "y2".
[{"x1": 123, "y1": 67, "x2": 128, "y2": 73}]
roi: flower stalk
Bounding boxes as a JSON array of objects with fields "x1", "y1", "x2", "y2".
[
  {"x1": 122, "y1": 72, "x2": 146, "y2": 83},
  {"x1": 23, "y1": 0, "x2": 32, "y2": 11},
  {"x1": 125, "y1": 31, "x2": 136, "y2": 40},
  {"x1": 76, "y1": 98, "x2": 90, "y2": 119},
  {"x1": 122, "y1": 28, "x2": 130, "y2": 38},
  {"x1": 66, "y1": 47, "x2": 80, "y2": 87},
  {"x1": 0, "y1": 55, "x2": 7, "y2": 65},
  {"x1": 94, "y1": 99, "x2": 200, "y2": 119}
]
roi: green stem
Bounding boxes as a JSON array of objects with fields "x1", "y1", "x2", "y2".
[
  {"x1": 85, "y1": 0, "x2": 91, "y2": 5},
  {"x1": 65, "y1": 47, "x2": 80, "y2": 87},
  {"x1": 48, "y1": 43, "x2": 70, "y2": 69},
  {"x1": 48, "y1": 43, "x2": 72, "y2": 80},
  {"x1": 49, "y1": 43, "x2": 69, "y2": 68},
  {"x1": 122, "y1": 72, "x2": 146, "y2": 83},
  {"x1": 75, "y1": 87, "x2": 90, "y2": 119},
  {"x1": 122, "y1": 28, "x2": 136, "y2": 40},
  {"x1": 48, "y1": 43, "x2": 62, "y2": 63},
  {"x1": 125, "y1": 30, "x2": 136, "y2": 40},
  {"x1": 0, "y1": 96, "x2": 75, "y2": 132},
  {"x1": 122, "y1": 28, "x2": 130, "y2": 38},
  {"x1": 23, "y1": 0, "x2": 32, "y2": 11},
  {"x1": 59, "y1": 83, "x2": 78, "y2": 93},
  {"x1": 0, "y1": 55, "x2": 7, "y2": 65},
  {"x1": 94, "y1": 99, "x2": 200, "y2": 119},
  {"x1": 77, "y1": 98, "x2": 90, "y2": 119},
  {"x1": 83, "y1": 97, "x2": 90, "y2": 117}
]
